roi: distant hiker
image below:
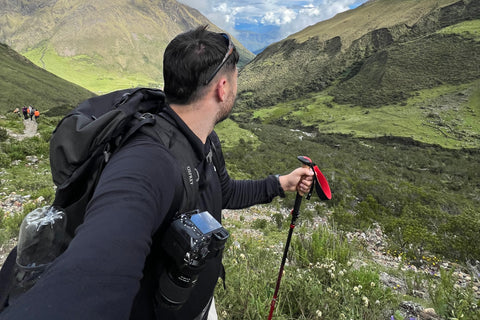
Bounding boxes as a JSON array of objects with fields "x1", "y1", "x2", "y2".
[
  {"x1": 13, "y1": 108, "x2": 20, "y2": 117},
  {"x1": 22, "y1": 106, "x2": 28, "y2": 119},
  {"x1": 34, "y1": 109, "x2": 40, "y2": 121},
  {"x1": 0, "y1": 25, "x2": 313, "y2": 320},
  {"x1": 29, "y1": 108, "x2": 34, "y2": 121}
]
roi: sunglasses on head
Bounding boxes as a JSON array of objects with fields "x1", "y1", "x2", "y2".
[{"x1": 204, "y1": 33, "x2": 235, "y2": 85}]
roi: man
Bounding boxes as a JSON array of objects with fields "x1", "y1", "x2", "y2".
[
  {"x1": 1, "y1": 26, "x2": 312, "y2": 319},
  {"x1": 22, "y1": 106, "x2": 28, "y2": 120}
]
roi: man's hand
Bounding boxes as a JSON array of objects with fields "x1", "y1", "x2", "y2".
[{"x1": 278, "y1": 167, "x2": 314, "y2": 196}]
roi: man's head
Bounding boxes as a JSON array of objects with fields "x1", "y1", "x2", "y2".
[{"x1": 163, "y1": 25, "x2": 239, "y2": 105}]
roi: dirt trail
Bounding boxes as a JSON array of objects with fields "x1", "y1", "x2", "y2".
[{"x1": 6, "y1": 119, "x2": 39, "y2": 140}]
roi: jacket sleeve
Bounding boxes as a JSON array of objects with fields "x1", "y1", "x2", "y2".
[
  {"x1": 1, "y1": 136, "x2": 182, "y2": 320},
  {"x1": 210, "y1": 132, "x2": 285, "y2": 210}
]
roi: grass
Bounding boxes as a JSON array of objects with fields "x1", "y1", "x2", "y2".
[
  {"x1": 0, "y1": 117, "x2": 54, "y2": 200},
  {"x1": 0, "y1": 114, "x2": 24, "y2": 134},
  {"x1": 251, "y1": 80, "x2": 480, "y2": 149},
  {"x1": 215, "y1": 206, "x2": 480, "y2": 319},
  {"x1": 214, "y1": 118, "x2": 260, "y2": 149},
  {"x1": 0, "y1": 43, "x2": 94, "y2": 114},
  {"x1": 0, "y1": 109, "x2": 478, "y2": 318},
  {"x1": 217, "y1": 213, "x2": 390, "y2": 319},
  {"x1": 437, "y1": 19, "x2": 480, "y2": 40},
  {"x1": 23, "y1": 44, "x2": 160, "y2": 94},
  {"x1": 330, "y1": 29, "x2": 480, "y2": 109},
  {"x1": 217, "y1": 119, "x2": 480, "y2": 262},
  {"x1": 0, "y1": 115, "x2": 55, "y2": 245}
]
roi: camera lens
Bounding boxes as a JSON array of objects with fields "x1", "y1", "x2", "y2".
[{"x1": 156, "y1": 264, "x2": 201, "y2": 309}]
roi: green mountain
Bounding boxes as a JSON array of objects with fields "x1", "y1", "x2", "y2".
[
  {"x1": 236, "y1": 0, "x2": 480, "y2": 149},
  {"x1": 0, "y1": 0, "x2": 255, "y2": 94},
  {"x1": 0, "y1": 42, "x2": 94, "y2": 114}
]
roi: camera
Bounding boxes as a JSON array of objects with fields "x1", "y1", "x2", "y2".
[{"x1": 157, "y1": 210, "x2": 229, "y2": 309}]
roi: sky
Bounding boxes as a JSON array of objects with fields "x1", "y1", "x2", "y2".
[{"x1": 178, "y1": 0, "x2": 369, "y2": 53}]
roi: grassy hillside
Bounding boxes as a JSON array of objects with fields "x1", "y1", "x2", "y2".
[
  {"x1": 289, "y1": 0, "x2": 460, "y2": 47},
  {"x1": 214, "y1": 120, "x2": 480, "y2": 319},
  {"x1": 236, "y1": 3, "x2": 480, "y2": 150},
  {"x1": 331, "y1": 22, "x2": 480, "y2": 107},
  {"x1": 23, "y1": 43, "x2": 157, "y2": 95},
  {"x1": 238, "y1": 0, "x2": 479, "y2": 104},
  {"x1": 243, "y1": 78, "x2": 480, "y2": 149},
  {"x1": 215, "y1": 117, "x2": 480, "y2": 263},
  {"x1": 0, "y1": 0, "x2": 255, "y2": 94},
  {"x1": 0, "y1": 43, "x2": 94, "y2": 114},
  {"x1": 1, "y1": 114, "x2": 478, "y2": 318},
  {"x1": 237, "y1": 20, "x2": 480, "y2": 149},
  {"x1": 237, "y1": 0, "x2": 475, "y2": 107}
]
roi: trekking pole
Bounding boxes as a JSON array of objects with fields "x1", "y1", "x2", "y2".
[
  {"x1": 268, "y1": 192, "x2": 303, "y2": 320},
  {"x1": 268, "y1": 156, "x2": 331, "y2": 319}
]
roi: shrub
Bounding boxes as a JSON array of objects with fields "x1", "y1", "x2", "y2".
[
  {"x1": 0, "y1": 127, "x2": 8, "y2": 142},
  {"x1": 0, "y1": 151, "x2": 11, "y2": 168},
  {"x1": 292, "y1": 225, "x2": 353, "y2": 267},
  {"x1": 428, "y1": 268, "x2": 480, "y2": 319},
  {"x1": 251, "y1": 218, "x2": 268, "y2": 230}
]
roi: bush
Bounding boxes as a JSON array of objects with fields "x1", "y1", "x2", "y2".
[
  {"x1": 428, "y1": 268, "x2": 480, "y2": 319},
  {"x1": 0, "y1": 127, "x2": 8, "y2": 142},
  {"x1": 438, "y1": 210, "x2": 480, "y2": 261},
  {"x1": 293, "y1": 225, "x2": 353, "y2": 267},
  {"x1": 251, "y1": 218, "x2": 268, "y2": 230},
  {"x1": 0, "y1": 151, "x2": 11, "y2": 168},
  {"x1": 1, "y1": 136, "x2": 49, "y2": 161},
  {"x1": 0, "y1": 211, "x2": 25, "y2": 244}
]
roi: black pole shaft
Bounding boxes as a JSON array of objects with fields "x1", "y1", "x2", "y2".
[{"x1": 268, "y1": 193, "x2": 303, "y2": 320}]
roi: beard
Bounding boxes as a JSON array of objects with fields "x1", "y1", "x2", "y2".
[{"x1": 215, "y1": 92, "x2": 235, "y2": 124}]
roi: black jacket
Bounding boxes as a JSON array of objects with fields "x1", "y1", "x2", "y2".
[{"x1": 1, "y1": 107, "x2": 284, "y2": 320}]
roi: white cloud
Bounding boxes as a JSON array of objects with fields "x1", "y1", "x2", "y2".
[
  {"x1": 261, "y1": 8, "x2": 297, "y2": 25},
  {"x1": 178, "y1": 0, "x2": 368, "y2": 51}
]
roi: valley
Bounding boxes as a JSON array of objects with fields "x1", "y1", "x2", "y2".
[{"x1": 0, "y1": 0, "x2": 479, "y2": 318}]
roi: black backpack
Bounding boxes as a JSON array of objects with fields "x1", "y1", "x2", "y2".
[{"x1": 0, "y1": 87, "x2": 207, "y2": 311}]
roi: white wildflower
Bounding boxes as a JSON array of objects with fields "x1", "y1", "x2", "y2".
[{"x1": 362, "y1": 295, "x2": 369, "y2": 307}]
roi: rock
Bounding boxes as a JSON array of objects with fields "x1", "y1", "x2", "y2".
[
  {"x1": 26, "y1": 155, "x2": 39, "y2": 163},
  {"x1": 418, "y1": 307, "x2": 441, "y2": 320},
  {"x1": 380, "y1": 272, "x2": 406, "y2": 293},
  {"x1": 399, "y1": 300, "x2": 423, "y2": 315},
  {"x1": 412, "y1": 289, "x2": 427, "y2": 299}
]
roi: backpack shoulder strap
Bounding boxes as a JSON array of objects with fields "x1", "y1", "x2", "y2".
[
  {"x1": 139, "y1": 114, "x2": 201, "y2": 214},
  {"x1": 207, "y1": 131, "x2": 223, "y2": 172},
  {"x1": 0, "y1": 246, "x2": 17, "y2": 312}
]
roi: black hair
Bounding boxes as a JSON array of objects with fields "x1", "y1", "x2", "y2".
[{"x1": 163, "y1": 25, "x2": 239, "y2": 104}]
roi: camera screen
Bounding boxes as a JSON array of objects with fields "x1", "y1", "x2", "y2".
[{"x1": 191, "y1": 211, "x2": 222, "y2": 234}]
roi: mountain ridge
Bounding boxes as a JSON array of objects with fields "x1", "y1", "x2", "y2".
[
  {"x1": 237, "y1": 0, "x2": 479, "y2": 109},
  {"x1": 0, "y1": 42, "x2": 94, "y2": 112},
  {"x1": 0, "y1": 0, "x2": 255, "y2": 93}
]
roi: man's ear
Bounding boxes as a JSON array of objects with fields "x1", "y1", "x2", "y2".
[{"x1": 215, "y1": 78, "x2": 228, "y2": 102}]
